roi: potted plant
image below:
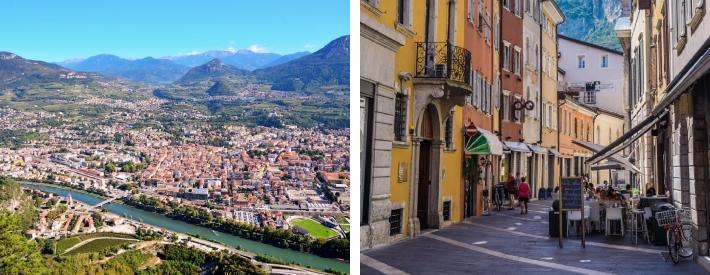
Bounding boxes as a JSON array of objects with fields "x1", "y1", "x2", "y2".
[{"x1": 549, "y1": 199, "x2": 567, "y2": 237}]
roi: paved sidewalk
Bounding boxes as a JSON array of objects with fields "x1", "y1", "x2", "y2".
[{"x1": 361, "y1": 200, "x2": 708, "y2": 274}]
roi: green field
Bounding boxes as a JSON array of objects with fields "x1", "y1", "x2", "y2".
[
  {"x1": 291, "y1": 218, "x2": 338, "y2": 239},
  {"x1": 65, "y1": 238, "x2": 138, "y2": 255},
  {"x1": 56, "y1": 232, "x2": 135, "y2": 253},
  {"x1": 56, "y1": 237, "x2": 82, "y2": 253}
]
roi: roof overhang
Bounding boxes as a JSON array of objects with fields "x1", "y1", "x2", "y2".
[{"x1": 542, "y1": 0, "x2": 565, "y2": 24}]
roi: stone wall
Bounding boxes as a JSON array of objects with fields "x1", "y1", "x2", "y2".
[{"x1": 670, "y1": 89, "x2": 709, "y2": 257}]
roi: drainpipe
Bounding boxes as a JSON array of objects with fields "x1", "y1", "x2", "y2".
[
  {"x1": 592, "y1": 109, "x2": 600, "y2": 184},
  {"x1": 497, "y1": 0, "x2": 505, "y2": 182},
  {"x1": 538, "y1": 1, "x2": 546, "y2": 194},
  {"x1": 497, "y1": 0, "x2": 504, "y2": 141},
  {"x1": 490, "y1": 0, "x2": 497, "y2": 201}
]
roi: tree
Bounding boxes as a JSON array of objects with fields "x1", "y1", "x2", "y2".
[
  {"x1": 209, "y1": 253, "x2": 266, "y2": 275},
  {"x1": 0, "y1": 213, "x2": 48, "y2": 274},
  {"x1": 104, "y1": 161, "x2": 117, "y2": 173},
  {"x1": 92, "y1": 212, "x2": 104, "y2": 228}
]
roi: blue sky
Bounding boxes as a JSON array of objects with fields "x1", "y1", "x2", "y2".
[{"x1": 1, "y1": 0, "x2": 349, "y2": 62}]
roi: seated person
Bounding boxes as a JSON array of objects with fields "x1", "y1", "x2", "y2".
[{"x1": 646, "y1": 185, "x2": 657, "y2": 197}]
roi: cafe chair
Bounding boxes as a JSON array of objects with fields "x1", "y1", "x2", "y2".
[
  {"x1": 567, "y1": 206, "x2": 591, "y2": 236},
  {"x1": 605, "y1": 207, "x2": 624, "y2": 237},
  {"x1": 587, "y1": 201, "x2": 601, "y2": 232}
]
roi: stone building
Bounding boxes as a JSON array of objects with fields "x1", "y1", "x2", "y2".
[{"x1": 593, "y1": 0, "x2": 710, "y2": 262}]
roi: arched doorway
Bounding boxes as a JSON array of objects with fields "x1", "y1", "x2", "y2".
[{"x1": 416, "y1": 104, "x2": 442, "y2": 230}]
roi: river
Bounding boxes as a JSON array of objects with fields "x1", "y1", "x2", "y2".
[{"x1": 22, "y1": 183, "x2": 349, "y2": 273}]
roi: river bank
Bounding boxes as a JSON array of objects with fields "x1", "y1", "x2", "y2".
[{"x1": 21, "y1": 182, "x2": 349, "y2": 273}]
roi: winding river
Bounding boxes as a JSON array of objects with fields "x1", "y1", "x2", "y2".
[{"x1": 22, "y1": 183, "x2": 349, "y2": 273}]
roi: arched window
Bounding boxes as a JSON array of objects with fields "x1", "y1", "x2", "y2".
[
  {"x1": 444, "y1": 116, "x2": 454, "y2": 150},
  {"x1": 597, "y1": 126, "x2": 601, "y2": 143},
  {"x1": 608, "y1": 127, "x2": 612, "y2": 143},
  {"x1": 574, "y1": 118, "x2": 578, "y2": 138}
]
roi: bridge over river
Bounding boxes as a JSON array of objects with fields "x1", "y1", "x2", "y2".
[{"x1": 21, "y1": 183, "x2": 349, "y2": 273}]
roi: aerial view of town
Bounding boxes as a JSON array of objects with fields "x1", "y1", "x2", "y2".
[{"x1": 0, "y1": 1, "x2": 349, "y2": 274}]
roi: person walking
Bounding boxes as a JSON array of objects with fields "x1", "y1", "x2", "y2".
[
  {"x1": 518, "y1": 177, "x2": 530, "y2": 214},
  {"x1": 506, "y1": 174, "x2": 517, "y2": 210}
]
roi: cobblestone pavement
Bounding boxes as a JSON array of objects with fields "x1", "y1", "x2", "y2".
[{"x1": 361, "y1": 200, "x2": 708, "y2": 274}]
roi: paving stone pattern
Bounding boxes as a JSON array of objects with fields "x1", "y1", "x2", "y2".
[{"x1": 361, "y1": 200, "x2": 708, "y2": 274}]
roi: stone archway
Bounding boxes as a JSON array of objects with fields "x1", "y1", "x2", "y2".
[{"x1": 410, "y1": 103, "x2": 443, "y2": 235}]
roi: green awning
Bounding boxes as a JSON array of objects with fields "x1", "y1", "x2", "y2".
[{"x1": 464, "y1": 128, "x2": 503, "y2": 155}]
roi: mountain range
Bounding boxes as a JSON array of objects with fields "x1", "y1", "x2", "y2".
[
  {"x1": 59, "y1": 54, "x2": 189, "y2": 84},
  {"x1": 58, "y1": 48, "x2": 312, "y2": 83},
  {"x1": 0, "y1": 35, "x2": 350, "y2": 92},
  {"x1": 0, "y1": 52, "x2": 102, "y2": 87}
]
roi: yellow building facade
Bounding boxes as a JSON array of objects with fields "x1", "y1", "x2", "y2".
[{"x1": 361, "y1": 0, "x2": 471, "y2": 249}]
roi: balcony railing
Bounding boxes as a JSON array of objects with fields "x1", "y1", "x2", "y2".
[{"x1": 415, "y1": 42, "x2": 471, "y2": 85}]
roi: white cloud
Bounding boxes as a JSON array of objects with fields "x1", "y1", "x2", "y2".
[
  {"x1": 225, "y1": 46, "x2": 237, "y2": 53},
  {"x1": 175, "y1": 50, "x2": 203, "y2": 57},
  {"x1": 304, "y1": 43, "x2": 316, "y2": 49},
  {"x1": 246, "y1": 44, "x2": 268, "y2": 53}
]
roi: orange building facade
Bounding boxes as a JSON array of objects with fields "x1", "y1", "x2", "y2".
[{"x1": 558, "y1": 99, "x2": 594, "y2": 178}]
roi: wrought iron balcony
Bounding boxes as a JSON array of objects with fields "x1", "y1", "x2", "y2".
[{"x1": 415, "y1": 42, "x2": 471, "y2": 85}]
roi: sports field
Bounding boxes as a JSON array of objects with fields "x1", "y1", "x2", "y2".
[{"x1": 291, "y1": 218, "x2": 338, "y2": 239}]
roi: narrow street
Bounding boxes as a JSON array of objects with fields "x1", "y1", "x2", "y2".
[{"x1": 361, "y1": 200, "x2": 707, "y2": 274}]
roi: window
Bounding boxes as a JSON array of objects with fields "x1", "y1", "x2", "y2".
[
  {"x1": 608, "y1": 127, "x2": 612, "y2": 142},
  {"x1": 502, "y1": 94, "x2": 510, "y2": 121},
  {"x1": 525, "y1": 37, "x2": 530, "y2": 66},
  {"x1": 477, "y1": 0, "x2": 484, "y2": 32},
  {"x1": 443, "y1": 201, "x2": 452, "y2": 221},
  {"x1": 398, "y1": 0, "x2": 405, "y2": 24},
  {"x1": 503, "y1": 43, "x2": 511, "y2": 71},
  {"x1": 596, "y1": 126, "x2": 600, "y2": 143},
  {"x1": 535, "y1": 45, "x2": 540, "y2": 70},
  {"x1": 629, "y1": 57, "x2": 638, "y2": 107},
  {"x1": 485, "y1": 80, "x2": 491, "y2": 113},
  {"x1": 675, "y1": 0, "x2": 687, "y2": 43},
  {"x1": 562, "y1": 110, "x2": 567, "y2": 133},
  {"x1": 494, "y1": 16, "x2": 500, "y2": 50},
  {"x1": 502, "y1": 0, "x2": 509, "y2": 10},
  {"x1": 577, "y1": 55, "x2": 586, "y2": 69},
  {"x1": 394, "y1": 93, "x2": 407, "y2": 142},
  {"x1": 471, "y1": 71, "x2": 481, "y2": 108},
  {"x1": 468, "y1": 0, "x2": 475, "y2": 23},
  {"x1": 494, "y1": 74, "x2": 500, "y2": 109},
  {"x1": 514, "y1": 0, "x2": 521, "y2": 16},
  {"x1": 360, "y1": 80, "x2": 376, "y2": 225},
  {"x1": 574, "y1": 118, "x2": 578, "y2": 138},
  {"x1": 526, "y1": 88, "x2": 532, "y2": 117},
  {"x1": 514, "y1": 48, "x2": 521, "y2": 75},
  {"x1": 601, "y1": 55, "x2": 609, "y2": 68},
  {"x1": 584, "y1": 90, "x2": 596, "y2": 104},
  {"x1": 389, "y1": 208, "x2": 403, "y2": 235},
  {"x1": 638, "y1": 37, "x2": 645, "y2": 103},
  {"x1": 514, "y1": 96, "x2": 523, "y2": 122},
  {"x1": 581, "y1": 120, "x2": 584, "y2": 140},
  {"x1": 546, "y1": 104, "x2": 552, "y2": 128},
  {"x1": 445, "y1": 117, "x2": 454, "y2": 149}
]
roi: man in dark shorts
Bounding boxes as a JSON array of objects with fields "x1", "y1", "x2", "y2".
[{"x1": 518, "y1": 177, "x2": 530, "y2": 214}]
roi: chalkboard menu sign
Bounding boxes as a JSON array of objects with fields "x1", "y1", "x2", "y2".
[{"x1": 561, "y1": 177, "x2": 582, "y2": 210}]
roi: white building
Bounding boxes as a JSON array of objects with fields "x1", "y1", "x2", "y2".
[{"x1": 558, "y1": 35, "x2": 625, "y2": 115}]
